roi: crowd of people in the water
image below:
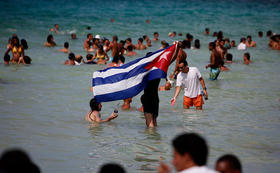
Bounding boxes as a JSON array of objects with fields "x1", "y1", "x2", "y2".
[{"x1": 2, "y1": 23, "x2": 280, "y2": 173}]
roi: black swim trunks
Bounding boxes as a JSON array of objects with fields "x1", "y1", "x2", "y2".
[{"x1": 141, "y1": 79, "x2": 160, "y2": 118}]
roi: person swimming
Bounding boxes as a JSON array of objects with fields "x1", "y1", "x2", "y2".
[{"x1": 44, "y1": 34, "x2": 56, "y2": 47}]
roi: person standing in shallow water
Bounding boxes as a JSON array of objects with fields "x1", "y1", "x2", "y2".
[
  {"x1": 171, "y1": 60, "x2": 208, "y2": 110},
  {"x1": 206, "y1": 42, "x2": 222, "y2": 80}
]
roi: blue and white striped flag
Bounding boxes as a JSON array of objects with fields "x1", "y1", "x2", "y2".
[{"x1": 92, "y1": 43, "x2": 178, "y2": 102}]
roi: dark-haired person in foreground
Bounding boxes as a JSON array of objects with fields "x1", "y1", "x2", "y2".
[
  {"x1": 158, "y1": 133, "x2": 218, "y2": 173},
  {"x1": 98, "y1": 163, "x2": 126, "y2": 173},
  {"x1": 215, "y1": 154, "x2": 242, "y2": 173},
  {"x1": 0, "y1": 148, "x2": 40, "y2": 173},
  {"x1": 85, "y1": 98, "x2": 118, "y2": 123}
]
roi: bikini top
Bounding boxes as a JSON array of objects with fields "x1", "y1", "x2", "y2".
[
  {"x1": 96, "y1": 54, "x2": 105, "y2": 59},
  {"x1": 12, "y1": 46, "x2": 22, "y2": 54}
]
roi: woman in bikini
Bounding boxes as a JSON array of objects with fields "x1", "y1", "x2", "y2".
[
  {"x1": 4, "y1": 36, "x2": 24, "y2": 63},
  {"x1": 94, "y1": 45, "x2": 109, "y2": 64}
]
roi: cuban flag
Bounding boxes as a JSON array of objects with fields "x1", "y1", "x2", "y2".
[{"x1": 92, "y1": 42, "x2": 178, "y2": 102}]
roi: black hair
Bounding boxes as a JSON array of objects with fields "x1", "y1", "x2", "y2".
[
  {"x1": 240, "y1": 37, "x2": 246, "y2": 42},
  {"x1": 247, "y1": 35, "x2": 252, "y2": 39},
  {"x1": 205, "y1": 28, "x2": 209, "y2": 31},
  {"x1": 213, "y1": 32, "x2": 218, "y2": 37},
  {"x1": 119, "y1": 55, "x2": 125, "y2": 63},
  {"x1": 4, "y1": 54, "x2": 10, "y2": 62},
  {"x1": 120, "y1": 40, "x2": 125, "y2": 45},
  {"x1": 98, "y1": 163, "x2": 126, "y2": 173},
  {"x1": 64, "y1": 42, "x2": 69, "y2": 49},
  {"x1": 138, "y1": 38, "x2": 143, "y2": 43},
  {"x1": 218, "y1": 31, "x2": 223, "y2": 39},
  {"x1": 226, "y1": 53, "x2": 233, "y2": 61},
  {"x1": 127, "y1": 45, "x2": 133, "y2": 51},
  {"x1": 87, "y1": 33, "x2": 92, "y2": 38},
  {"x1": 244, "y1": 52, "x2": 250, "y2": 60},
  {"x1": 143, "y1": 35, "x2": 147, "y2": 40},
  {"x1": 0, "y1": 148, "x2": 40, "y2": 173},
  {"x1": 87, "y1": 26, "x2": 91, "y2": 30},
  {"x1": 179, "y1": 59, "x2": 188, "y2": 66},
  {"x1": 68, "y1": 53, "x2": 75, "y2": 60},
  {"x1": 258, "y1": 31, "x2": 263, "y2": 37},
  {"x1": 126, "y1": 38, "x2": 132, "y2": 42},
  {"x1": 186, "y1": 33, "x2": 193, "y2": 40},
  {"x1": 12, "y1": 36, "x2": 20, "y2": 47},
  {"x1": 47, "y1": 35, "x2": 53, "y2": 43},
  {"x1": 185, "y1": 40, "x2": 191, "y2": 49},
  {"x1": 89, "y1": 98, "x2": 100, "y2": 111},
  {"x1": 209, "y1": 41, "x2": 216, "y2": 49},
  {"x1": 86, "y1": 54, "x2": 93, "y2": 60},
  {"x1": 216, "y1": 154, "x2": 242, "y2": 172},
  {"x1": 23, "y1": 56, "x2": 32, "y2": 64},
  {"x1": 172, "y1": 133, "x2": 208, "y2": 166},
  {"x1": 21, "y1": 39, "x2": 28, "y2": 50},
  {"x1": 154, "y1": 32, "x2": 158, "y2": 35},
  {"x1": 194, "y1": 39, "x2": 200, "y2": 49},
  {"x1": 266, "y1": 30, "x2": 272, "y2": 37}
]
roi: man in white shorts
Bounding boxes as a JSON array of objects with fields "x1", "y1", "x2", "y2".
[{"x1": 171, "y1": 60, "x2": 208, "y2": 110}]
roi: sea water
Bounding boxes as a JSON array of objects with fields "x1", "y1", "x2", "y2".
[{"x1": 0, "y1": 0, "x2": 280, "y2": 172}]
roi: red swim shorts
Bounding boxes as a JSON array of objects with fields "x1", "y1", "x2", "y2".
[{"x1": 183, "y1": 95, "x2": 204, "y2": 107}]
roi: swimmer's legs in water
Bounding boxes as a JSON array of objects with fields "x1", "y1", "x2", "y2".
[{"x1": 144, "y1": 113, "x2": 157, "y2": 127}]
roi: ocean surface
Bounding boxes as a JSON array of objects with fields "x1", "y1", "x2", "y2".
[{"x1": 0, "y1": 0, "x2": 280, "y2": 172}]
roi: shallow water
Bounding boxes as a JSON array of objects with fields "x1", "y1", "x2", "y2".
[{"x1": 0, "y1": 0, "x2": 280, "y2": 173}]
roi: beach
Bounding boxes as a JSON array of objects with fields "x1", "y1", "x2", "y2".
[{"x1": 0, "y1": 0, "x2": 280, "y2": 172}]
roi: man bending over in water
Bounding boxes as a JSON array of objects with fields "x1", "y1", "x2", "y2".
[{"x1": 85, "y1": 98, "x2": 118, "y2": 123}]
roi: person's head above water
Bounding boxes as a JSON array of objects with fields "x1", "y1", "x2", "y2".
[{"x1": 89, "y1": 98, "x2": 101, "y2": 111}]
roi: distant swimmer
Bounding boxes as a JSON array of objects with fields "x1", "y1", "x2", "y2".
[
  {"x1": 3, "y1": 54, "x2": 10, "y2": 65},
  {"x1": 246, "y1": 35, "x2": 256, "y2": 47},
  {"x1": 243, "y1": 52, "x2": 251, "y2": 65},
  {"x1": 258, "y1": 31, "x2": 263, "y2": 38},
  {"x1": 206, "y1": 42, "x2": 223, "y2": 80},
  {"x1": 171, "y1": 60, "x2": 208, "y2": 110},
  {"x1": 58, "y1": 42, "x2": 70, "y2": 53},
  {"x1": 125, "y1": 38, "x2": 135, "y2": 50},
  {"x1": 85, "y1": 98, "x2": 118, "y2": 123},
  {"x1": 44, "y1": 34, "x2": 56, "y2": 47},
  {"x1": 71, "y1": 33, "x2": 77, "y2": 39},
  {"x1": 85, "y1": 54, "x2": 96, "y2": 64},
  {"x1": 64, "y1": 53, "x2": 75, "y2": 65},
  {"x1": 50, "y1": 24, "x2": 60, "y2": 33},
  {"x1": 126, "y1": 45, "x2": 136, "y2": 56},
  {"x1": 152, "y1": 32, "x2": 159, "y2": 41},
  {"x1": 135, "y1": 38, "x2": 147, "y2": 50},
  {"x1": 4, "y1": 35, "x2": 24, "y2": 62},
  {"x1": 83, "y1": 33, "x2": 93, "y2": 51},
  {"x1": 237, "y1": 38, "x2": 246, "y2": 50},
  {"x1": 204, "y1": 27, "x2": 210, "y2": 35}
]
